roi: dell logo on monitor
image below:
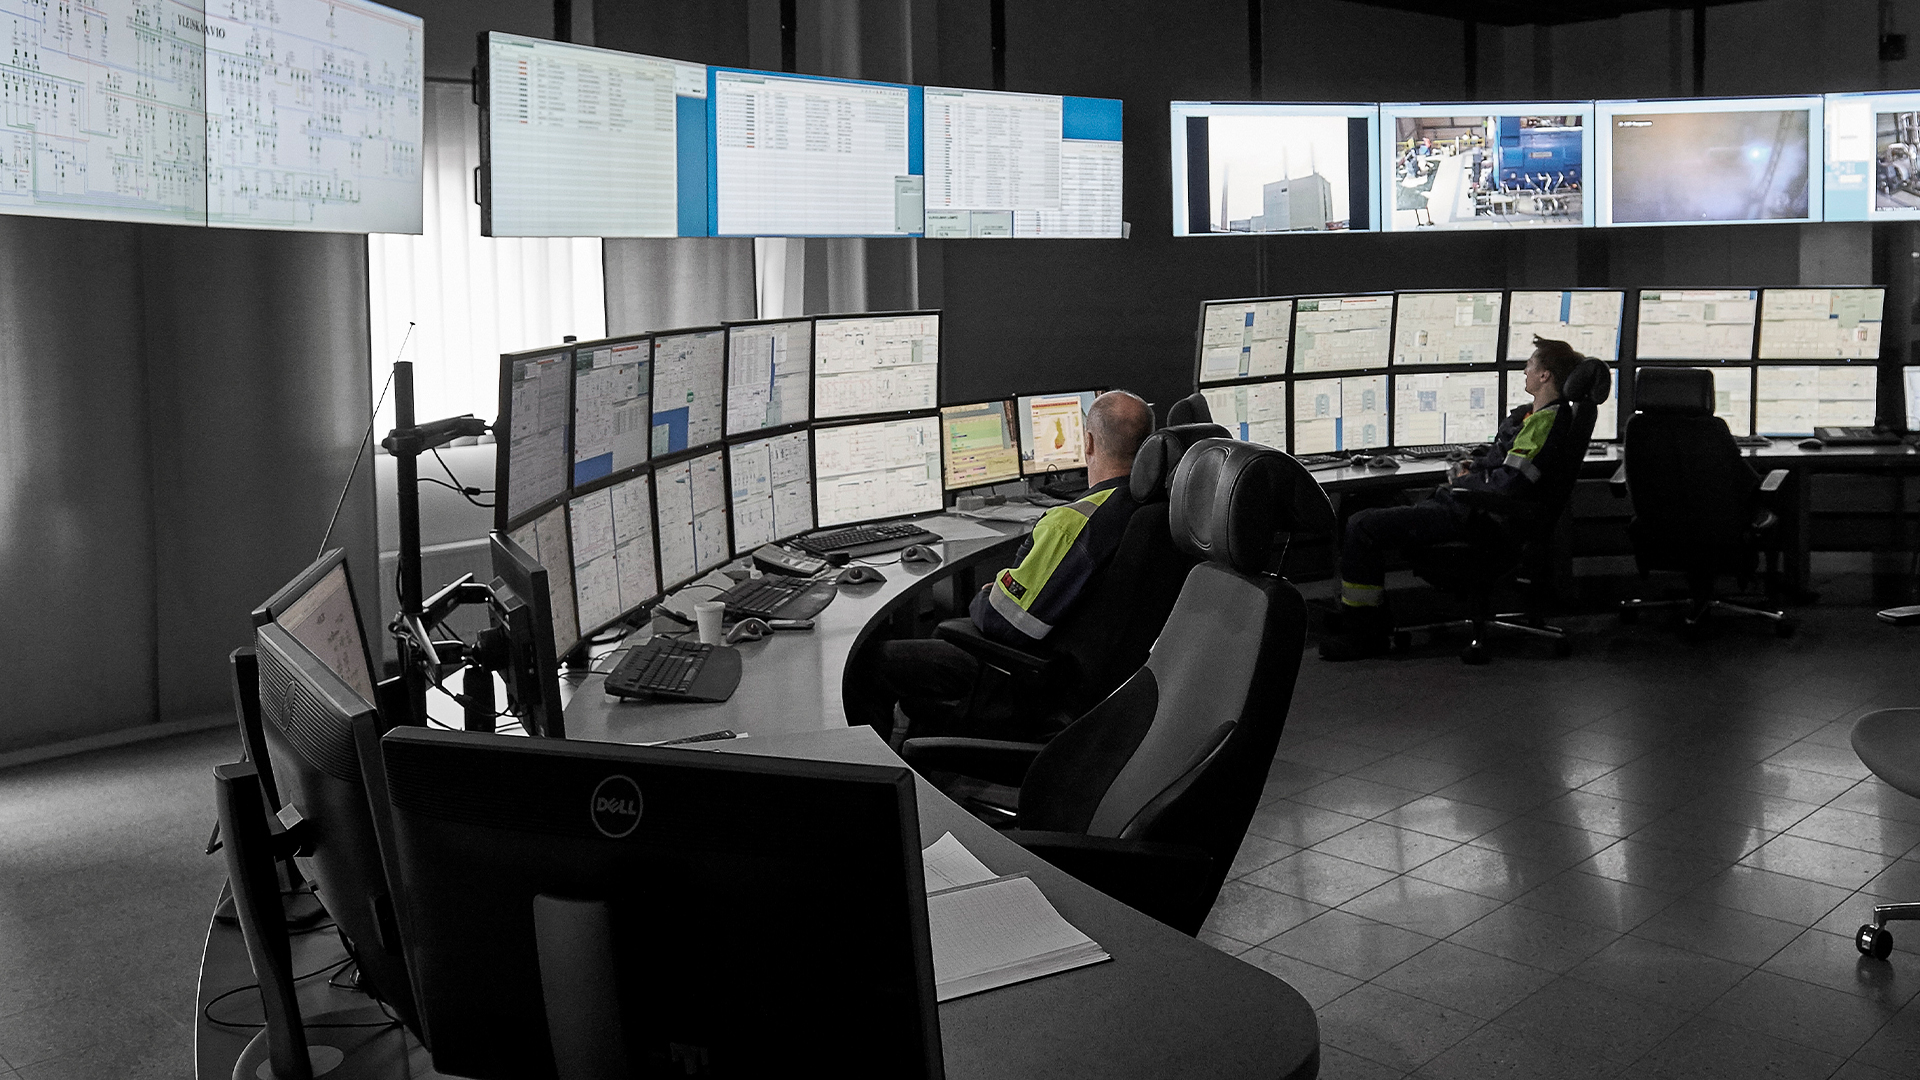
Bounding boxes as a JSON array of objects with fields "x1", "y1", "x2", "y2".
[{"x1": 590, "y1": 775, "x2": 643, "y2": 838}]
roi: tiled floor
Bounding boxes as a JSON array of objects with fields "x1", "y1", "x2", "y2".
[{"x1": 1203, "y1": 600, "x2": 1920, "y2": 1078}]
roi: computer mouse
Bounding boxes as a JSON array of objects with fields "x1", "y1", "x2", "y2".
[
  {"x1": 839, "y1": 565, "x2": 887, "y2": 586},
  {"x1": 1445, "y1": 448, "x2": 1472, "y2": 464},
  {"x1": 899, "y1": 544, "x2": 943, "y2": 567},
  {"x1": 724, "y1": 618, "x2": 770, "y2": 645},
  {"x1": 1798, "y1": 438, "x2": 1825, "y2": 450},
  {"x1": 1366, "y1": 455, "x2": 1400, "y2": 470}
]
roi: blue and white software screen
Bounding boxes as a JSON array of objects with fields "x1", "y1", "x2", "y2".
[{"x1": 922, "y1": 88, "x2": 1123, "y2": 238}]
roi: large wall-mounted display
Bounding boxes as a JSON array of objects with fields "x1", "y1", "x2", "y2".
[
  {"x1": 922, "y1": 88, "x2": 1124, "y2": 238},
  {"x1": 1169, "y1": 102, "x2": 1380, "y2": 236},
  {"x1": 1379, "y1": 103, "x2": 1594, "y2": 232},
  {"x1": 1594, "y1": 97, "x2": 1823, "y2": 228},
  {"x1": 1824, "y1": 91, "x2": 1920, "y2": 221}
]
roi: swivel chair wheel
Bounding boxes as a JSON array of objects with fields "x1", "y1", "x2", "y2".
[
  {"x1": 1552, "y1": 637, "x2": 1573, "y2": 658},
  {"x1": 1460, "y1": 643, "x2": 1491, "y2": 665},
  {"x1": 1774, "y1": 618, "x2": 1796, "y2": 639},
  {"x1": 1858, "y1": 924, "x2": 1894, "y2": 960},
  {"x1": 1391, "y1": 631, "x2": 1412, "y2": 652}
]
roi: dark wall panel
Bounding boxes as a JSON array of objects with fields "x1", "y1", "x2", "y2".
[
  {"x1": 596, "y1": 0, "x2": 752, "y2": 67},
  {"x1": 0, "y1": 218, "x2": 158, "y2": 752}
]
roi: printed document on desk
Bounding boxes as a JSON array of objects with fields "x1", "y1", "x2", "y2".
[
  {"x1": 927, "y1": 872, "x2": 1112, "y2": 1002},
  {"x1": 923, "y1": 832, "x2": 996, "y2": 892}
]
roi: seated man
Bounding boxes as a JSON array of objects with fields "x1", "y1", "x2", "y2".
[
  {"x1": 1319, "y1": 336, "x2": 1581, "y2": 662},
  {"x1": 845, "y1": 390, "x2": 1155, "y2": 742}
]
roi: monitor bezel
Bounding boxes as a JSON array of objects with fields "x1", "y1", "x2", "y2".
[
  {"x1": 248, "y1": 548, "x2": 380, "y2": 697},
  {"x1": 724, "y1": 426, "x2": 817, "y2": 558},
  {"x1": 938, "y1": 399, "x2": 1025, "y2": 492},
  {"x1": 488, "y1": 531, "x2": 571, "y2": 737},
  {"x1": 1194, "y1": 295, "x2": 1297, "y2": 388},
  {"x1": 505, "y1": 503, "x2": 584, "y2": 662},
  {"x1": 1594, "y1": 95, "x2": 1826, "y2": 229},
  {"x1": 1752, "y1": 360, "x2": 1882, "y2": 437},
  {"x1": 562, "y1": 471, "x2": 665, "y2": 644},
  {"x1": 1388, "y1": 288, "x2": 1507, "y2": 369},
  {"x1": 496, "y1": 343, "x2": 579, "y2": 534},
  {"x1": 1755, "y1": 286, "x2": 1887, "y2": 362},
  {"x1": 1167, "y1": 100, "x2": 1384, "y2": 238},
  {"x1": 1286, "y1": 372, "x2": 1393, "y2": 456},
  {"x1": 1632, "y1": 287, "x2": 1763, "y2": 363},
  {"x1": 809, "y1": 412, "x2": 947, "y2": 530},
  {"x1": 569, "y1": 332, "x2": 656, "y2": 493},
  {"x1": 723, "y1": 315, "x2": 818, "y2": 439},
  {"x1": 1387, "y1": 367, "x2": 1507, "y2": 450},
  {"x1": 811, "y1": 309, "x2": 944, "y2": 422},
  {"x1": 1288, "y1": 291, "x2": 1397, "y2": 376},
  {"x1": 1902, "y1": 365, "x2": 1920, "y2": 433}
]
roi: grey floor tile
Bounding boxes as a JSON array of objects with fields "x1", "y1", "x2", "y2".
[
  {"x1": 1786, "y1": 805, "x2": 1920, "y2": 859},
  {"x1": 1260, "y1": 760, "x2": 1342, "y2": 804},
  {"x1": 1227, "y1": 833, "x2": 1297, "y2": 879},
  {"x1": 1314, "y1": 983, "x2": 1482, "y2": 1075},
  {"x1": 1262, "y1": 909, "x2": 1439, "y2": 981},
  {"x1": 1542, "y1": 729, "x2": 1653, "y2": 768},
  {"x1": 1509, "y1": 868, "x2": 1681, "y2": 933},
  {"x1": 1292, "y1": 775, "x2": 1426, "y2": 818},
  {"x1": 1376, "y1": 795, "x2": 1514, "y2": 843},
  {"x1": 1567, "y1": 935, "x2": 1750, "y2": 1012},
  {"x1": 1432, "y1": 772, "x2": 1567, "y2": 815},
  {"x1": 1829, "y1": 779, "x2": 1920, "y2": 826},
  {"x1": 1701, "y1": 969, "x2": 1902, "y2": 1060},
  {"x1": 1725, "y1": 761, "x2": 1864, "y2": 805},
  {"x1": 1409, "y1": 1019, "x2": 1621, "y2": 1080},
  {"x1": 1628, "y1": 897, "x2": 1806, "y2": 967},
  {"x1": 1235, "y1": 947, "x2": 1363, "y2": 1010},
  {"x1": 1674, "y1": 786, "x2": 1822, "y2": 834},
  {"x1": 1760, "y1": 929, "x2": 1920, "y2": 1009},
  {"x1": 1632, "y1": 1013, "x2": 1844, "y2": 1080},
  {"x1": 1274, "y1": 735, "x2": 1394, "y2": 775},
  {"x1": 1197, "y1": 879, "x2": 1328, "y2": 948},
  {"x1": 1849, "y1": 993, "x2": 1920, "y2": 1076},
  {"x1": 1317, "y1": 1043, "x2": 1414, "y2": 1080},
  {"x1": 1349, "y1": 753, "x2": 1477, "y2": 795},
  {"x1": 1531, "y1": 790, "x2": 1668, "y2": 838},
  {"x1": 1829, "y1": 1059, "x2": 1909, "y2": 1080},
  {"x1": 1374, "y1": 940, "x2": 1556, "y2": 1020},
  {"x1": 1449, "y1": 902, "x2": 1623, "y2": 974},
  {"x1": 1244, "y1": 850, "x2": 1400, "y2": 908},
  {"x1": 1574, "y1": 837, "x2": 1734, "y2": 894},
  {"x1": 1864, "y1": 856, "x2": 1920, "y2": 897},
  {"x1": 1245, "y1": 800, "x2": 1369, "y2": 848},
  {"x1": 1686, "y1": 864, "x2": 1853, "y2": 927},
  {"x1": 1407, "y1": 843, "x2": 1565, "y2": 902},
  {"x1": 1763, "y1": 740, "x2": 1874, "y2": 781},
  {"x1": 1469, "y1": 817, "x2": 1616, "y2": 871},
  {"x1": 1312, "y1": 821, "x2": 1461, "y2": 873},
  {"x1": 1340, "y1": 877, "x2": 1505, "y2": 939},
  {"x1": 1625, "y1": 810, "x2": 1775, "y2": 861},
  {"x1": 1739, "y1": 834, "x2": 1897, "y2": 889},
  {"x1": 1489, "y1": 974, "x2": 1688, "y2": 1065}
]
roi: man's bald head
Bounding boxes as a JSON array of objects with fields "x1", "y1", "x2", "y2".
[{"x1": 1084, "y1": 390, "x2": 1152, "y2": 485}]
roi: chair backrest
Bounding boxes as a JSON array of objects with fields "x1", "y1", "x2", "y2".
[
  {"x1": 1166, "y1": 391, "x2": 1212, "y2": 428},
  {"x1": 1018, "y1": 439, "x2": 1331, "y2": 933},
  {"x1": 1623, "y1": 366, "x2": 1761, "y2": 553},
  {"x1": 1522, "y1": 356, "x2": 1611, "y2": 523}
]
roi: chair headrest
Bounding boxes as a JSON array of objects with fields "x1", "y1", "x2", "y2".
[
  {"x1": 1634, "y1": 366, "x2": 1714, "y2": 416},
  {"x1": 1169, "y1": 439, "x2": 1336, "y2": 571},
  {"x1": 1564, "y1": 357, "x2": 1612, "y2": 405},
  {"x1": 1165, "y1": 391, "x2": 1212, "y2": 428},
  {"x1": 1131, "y1": 423, "x2": 1230, "y2": 503}
]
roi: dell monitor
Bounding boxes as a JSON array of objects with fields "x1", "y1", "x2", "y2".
[
  {"x1": 940, "y1": 400, "x2": 1023, "y2": 490},
  {"x1": 1506, "y1": 290, "x2": 1625, "y2": 362},
  {"x1": 489, "y1": 532, "x2": 570, "y2": 739},
  {"x1": 725, "y1": 318, "x2": 814, "y2": 436},
  {"x1": 1635, "y1": 289, "x2": 1759, "y2": 360},
  {"x1": 567, "y1": 473, "x2": 661, "y2": 640},
  {"x1": 1377, "y1": 103, "x2": 1594, "y2": 231},
  {"x1": 379, "y1": 727, "x2": 941, "y2": 1079},
  {"x1": 1757, "y1": 288, "x2": 1885, "y2": 360},
  {"x1": 814, "y1": 415, "x2": 944, "y2": 528},
  {"x1": 1292, "y1": 375, "x2": 1388, "y2": 454},
  {"x1": 728, "y1": 429, "x2": 816, "y2": 555},
  {"x1": 651, "y1": 329, "x2": 726, "y2": 456},
  {"x1": 1392, "y1": 291, "x2": 1503, "y2": 366},
  {"x1": 1755, "y1": 364, "x2": 1877, "y2": 436},
  {"x1": 1291, "y1": 294, "x2": 1394, "y2": 373},
  {"x1": 1170, "y1": 101, "x2": 1380, "y2": 235},
  {"x1": 1199, "y1": 381, "x2": 1287, "y2": 448},
  {"x1": 813, "y1": 311, "x2": 942, "y2": 419},
  {"x1": 1017, "y1": 390, "x2": 1099, "y2": 476},
  {"x1": 1393, "y1": 371, "x2": 1501, "y2": 446},
  {"x1": 505, "y1": 504, "x2": 582, "y2": 662},
  {"x1": 497, "y1": 346, "x2": 575, "y2": 529},
  {"x1": 653, "y1": 450, "x2": 731, "y2": 592},
  {"x1": 1197, "y1": 298, "x2": 1293, "y2": 385},
  {"x1": 573, "y1": 335, "x2": 652, "y2": 487}
]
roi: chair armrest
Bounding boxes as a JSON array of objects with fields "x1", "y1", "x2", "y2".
[
  {"x1": 934, "y1": 617, "x2": 1053, "y2": 676},
  {"x1": 999, "y1": 831, "x2": 1217, "y2": 935},
  {"x1": 1608, "y1": 462, "x2": 1628, "y2": 498},
  {"x1": 901, "y1": 738, "x2": 1047, "y2": 786}
]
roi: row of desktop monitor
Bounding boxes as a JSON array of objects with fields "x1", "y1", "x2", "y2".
[{"x1": 1198, "y1": 287, "x2": 1886, "y2": 385}]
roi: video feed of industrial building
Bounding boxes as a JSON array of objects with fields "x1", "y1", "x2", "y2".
[
  {"x1": 1393, "y1": 114, "x2": 1582, "y2": 229},
  {"x1": 1609, "y1": 109, "x2": 1811, "y2": 223},
  {"x1": 1200, "y1": 115, "x2": 1363, "y2": 233}
]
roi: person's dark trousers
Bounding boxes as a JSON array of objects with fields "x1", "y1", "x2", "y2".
[
  {"x1": 843, "y1": 637, "x2": 983, "y2": 742},
  {"x1": 1339, "y1": 499, "x2": 1470, "y2": 601}
]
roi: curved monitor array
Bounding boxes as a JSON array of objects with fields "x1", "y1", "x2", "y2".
[{"x1": 1196, "y1": 286, "x2": 1889, "y2": 452}]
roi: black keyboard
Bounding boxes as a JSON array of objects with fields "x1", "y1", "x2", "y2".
[
  {"x1": 604, "y1": 638, "x2": 742, "y2": 704},
  {"x1": 1295, "y1": 453, "x2": 1350, "y2": 470},
  {"x1": 791, "y1": 521, "x2": 939, "y2": 558},
  {"x1": 1395, "y1": 444, "x2": 1475, "y2": 460},
  {"x1": 1734, "y1": 435, "x2": 1773, "y2": 448},
  {"x1": 715, "y1": 574, "x2": 837, "y2": 621}
]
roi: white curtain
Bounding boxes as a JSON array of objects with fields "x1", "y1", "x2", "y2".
[{"x1": 367, "y1": 82, "x2": 606, "y2": 433}]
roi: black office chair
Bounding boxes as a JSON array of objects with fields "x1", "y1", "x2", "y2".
[
  {"x1": 927, "y1": 422, "x2": 1230, "y2": 741},
  {"x1": 1393, "y1": 356, "x2": 1612, "y2": 664},
  {"x1": 1166, "y1": 391, "x2": 1211, "y2": 427},
  {"x1": 1611, "y1": 366, "x2": 1793, "y2": 637},
  {"x1": 1851, "y1": 708, "x2": 1920, "y2": 959},
  {"x1": 905, "y1": 439, "x2": 1335, "y2": 935}
]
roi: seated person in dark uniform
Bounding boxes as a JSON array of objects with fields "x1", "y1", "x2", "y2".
[
  {"x1": 845, "y1": 390, "x2": 1155, "y2": 741},
  {"x1": 1319, "y1": 336, "x2": 1580, "y2": 662}
]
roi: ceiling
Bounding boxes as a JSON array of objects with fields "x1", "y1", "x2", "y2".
[{"x1": 1348, "y1": 1, "x2": 1745, "y2": 27}]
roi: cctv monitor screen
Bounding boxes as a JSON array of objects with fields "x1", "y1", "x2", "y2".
[
  {"x1": 1595, "y1": 96, "x2": 1823, "y2": 227},
  {"x1": 1198, "y1": 299, "x2": 1293, "y2": 385},
  {"x1": 813, "y1": 416, "x2": 943, "y2": 529},
  {"x1": 1200, "y1": 381, "x2": 1286, "y2": 448},
  {"x1": 813, "y1": 312, "x2": 941, "y2": 419},
  {"x1": 1392, "y1": 291, "x2": 1503, "y2": 366},
  {"x1": 1018, "y1": 391, "x2": 1099, "y2": 476},
  {"x1": 572, "y1": 337, "x2": 651, "y2": 486},
  {"x1": 652, "y1": 451, "x2": 730, "y2": 593},
  {"x1": 1507, "y1": 373, "x2": 1619, "y2": 441},
  {"x1": 568, "y1": 474, "x2": 660, "y2": 638},
  {"x1": 1292, "y1": 294, "x2": 1394, "y2": 373},
  {"x1": 482, "y1": 33, "x2": 707, "y2": 237},
  {"x1": 1378, "y1": 104, "x2": 1594, "y2": 231},
  {"x1": 710, "y1": 68, "x2": 924, "y2": 237},
  {"x1": 922, "y1": 87, "x2": 1125, "y2": 238},
  {"x1": 1506, "y1": 291, "x2": 1625, "y2": 361},
  {"x1": 1635, "y1": 290, "x2": 1759, "y2": 360},
  {"x1": 505, "y1": 504, "x2": 581, "y2": 660},
  {"x1": 725, "y1": 319, "x2": 813, "y2": 436},
  {"x1": 1757, "y1": 288, "x2": 1885, "y2": 360},
  {"x1": 651, "y1": 329, "x2": 726, "y2": 457},
  {"x1": 940, "y1": 401, "x2": 1023, "y2": 491},
  {"x1": 1170, "y1": 102, "x2": 1380, "y2": 236},
  {"x1": 1293, "y1": 375, "x2": 1388, "y2": 454},
  {"x1": 1906, "y1": 367, "x2": 1920, "y2": 431},
  {"x1": 1823, "y1": 91, "x2": 1920, "y2": 221},
  {"x1": 1755, "y1": 365, "x2": 1877, "y2": 436},
  {"x1": 728, "y1": 429, "x2": 815, "y2": 555},
  {"x1": 1393, "y1": 371, "x2": 1501, "y2": 446},
  {"x1": 499, "y1": 348, "x2": 575, "y2": 528}
]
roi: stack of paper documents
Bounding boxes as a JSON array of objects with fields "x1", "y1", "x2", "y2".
[{"x1": 920, "y1": 833, "x2": 1112, "y2": 1002}]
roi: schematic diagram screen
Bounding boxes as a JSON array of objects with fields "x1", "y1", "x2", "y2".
[
  {"x1": 568, "y1": 473, "x2": 659, "y2": 636},
  {"x1": 1198, "y1": 299, "x2": 1292, "y2": 384},
  {"x1": 500, "y1": 348, "x2": 573, "y2": 527},
  {"x1": 1635, "y1": 290, "x2": 1759, "y2": 360},
  {"x1": 813, "y1": 313, "x2": 940, "y2": 419},
  {"x1": 1018, "y1": 390, "x2": 1097, "y2": 475},
  {"x1": 1393, "y1": 371, "x2": 1500, "y2": 445},
  {"x1": 710, "y1": 68, "x2": 923, "y2": 237},
  {"x1": 1507, "y1": 369, "x2": 1618, "y2": 440},
  {"x1": 483, "y1": 32, "x2": 705, "y2": 237},
  {"x1": 940, "y1": 400, "x2": 1021, "y2": 490},
  {"x1": 921, "y1": 87, "x2": 1123, "y2": 238},
  {"x1": 724, "y1": 319, "x2": 812, "y2": 435},
  {"x1": 505, "y1": 503, "x2": 580, "y2": 660},
  {"x1": 813, "y1": 416, "x2": 942, "y2": 528},
  {"x1": 1506, "y1": 291, "x2": 1624, "y2": 361},
  {"x1": 1392, "y1": 292, "x2": 1503, "y2": 365},
  {"x1": 651, "y1": 329, "x2": 725, "y2": 456},
  {"x1": 0, "y1": 0, "x2": 209, "y2": 225},
  {"x1": 1292, "y1": 295, "x2": 1394, "y2": 373},
  {"x1": 1756, "y1": 364, "x2": 1876, "y2": 434},
  {"x1": 572, "y1": 337, "x2": 650, "y2": 486},
  {"x1": 1293, "y1": 375, "x2": 1388, "y2": 454},
  {"x1": 1199, "y1": 381, "x2": 1286, "y2": 448},
  {"x1": 727, "y1": 429, "x2": 814, "y2": 555},
  {"x1": 653, "y1": 450, "x2": 729, "y2": 592},
  {"x1": 206, "y1": 0, "x2": 423, "y2": 233},
  {"x1": 1757, "y1": 288, "x2": 1885, "y2": 360}
]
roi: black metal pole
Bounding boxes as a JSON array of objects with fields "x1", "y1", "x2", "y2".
[{"x1": 392, "y1": 360, "x2": 427, "y2": 725}]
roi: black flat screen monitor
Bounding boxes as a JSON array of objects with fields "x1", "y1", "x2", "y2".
[
  {"x1": 250, "y1": 549, "x2": 379, "y2": 706},
  {"x1": 567, "y1": 472, "x2": 662, "y2": 638},
  {"x1": 651, "y1": 328, "x2": 727, "y2": 456},
  {"x1": 505, "y1": 504, "x2": 582, "y2": 662},
  {"x1": 939, "y1": 400, "x2": 1022, "y2": 490},
  {"x1": 724, "y1": 318, "x2": 814, "y2": 436},
  {"x1": 812, "y1": 311, "x2": 942, "y2": 419},
  {"x1": 489, "y1": 532, "x2": 569, "y2": 738},
  {"x1": 727, "y1": 429, "x2": 815, "y2": 556},
  {"x1": 497, "y1": 346, "x2": 575, "y2": 530},
  {"x1": 379, "y1": 727, "x2": 941, "y2": 1079},
  {"x1": 813, "y1": 415, "x2": 944, "y2": 529},
  {"x1": 1017, "y1": 390, "x2": 1100, "y2": 476},
  {"x1": 653, "y1": 450, "x2": 731, "y2": 593},
  {"x1": 572, "y1": 335, "x2": 653, "y2": 487}
]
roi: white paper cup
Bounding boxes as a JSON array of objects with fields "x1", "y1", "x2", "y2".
[{"x1": 694, "y1": 600, "x2": 726, "y2": 645}]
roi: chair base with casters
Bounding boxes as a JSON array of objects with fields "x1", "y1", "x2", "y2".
[
  {"x1": 1396, "y1": 534, "x2": 1573, "y2": 666},
  {"x1": 1617, "y1": 594, "x2": 1794, "y2": 638},
  {"x1": 1851, "y1": 708, "x2": 1920, "y2": 960}
]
